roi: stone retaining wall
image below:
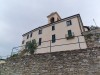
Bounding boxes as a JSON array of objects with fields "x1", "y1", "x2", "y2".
[
  {"x1": 0, "y1": 47, "x2": 100, "y2": 75},
  {"x1": 83, "y1": 29, "x2": 100, "y2": 48}
]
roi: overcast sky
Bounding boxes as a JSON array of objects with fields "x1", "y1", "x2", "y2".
[{"x1": 0, "y1": 0, "x2": 100, "y2": 58}]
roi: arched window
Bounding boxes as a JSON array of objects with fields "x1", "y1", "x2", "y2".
[{"x1": 50, "y1": 17, "x2": 54, "y2": 23}]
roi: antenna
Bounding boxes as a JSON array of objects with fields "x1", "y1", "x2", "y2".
[{"x1": 93, "y1": 19, "x2": 97, "y2": 27}]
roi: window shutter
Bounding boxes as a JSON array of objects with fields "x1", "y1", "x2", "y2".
[
  {"x1": 52, "y1": 34, "x2": 56, "y2": 43},
  {"x1": 39, "y1": 38, "x2": 42, "y2": 45},
  {"x1": 68, "y1": 30, "x2": 72, "y2": 37}
]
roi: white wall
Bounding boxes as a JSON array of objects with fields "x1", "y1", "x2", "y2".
[{"x1": 21, "y1": 16, "x2": 87, "y2": 54}]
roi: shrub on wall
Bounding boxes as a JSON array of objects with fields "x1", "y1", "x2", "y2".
[
  {"x1": 25, "y1": 39, "x2": 37, "y2": 55},
  {"x1": 10, "y1": 53, "x2": 19, "y2": 58},
  {"x1": 85, "y1": 33, "x2": 93, "y2": 39}
]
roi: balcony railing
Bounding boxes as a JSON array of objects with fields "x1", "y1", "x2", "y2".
[{"x1": 65, "y1": 32, "x2": 75, "y2": 40}]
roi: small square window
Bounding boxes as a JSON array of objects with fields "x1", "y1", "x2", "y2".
[
  {"x1": 67, "y1": 20, "x2": 72, "y2": 26},
  {"x1": 52, "y1": 25, "x2": 55, "y2": 31},
  {"x1": 39, "y1": 29, "x2": 42, "y2": 34}
]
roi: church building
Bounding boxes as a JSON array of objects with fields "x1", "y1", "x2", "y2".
[{"x1": 21, "y1": 12, "x2": 88, "y2": 53}]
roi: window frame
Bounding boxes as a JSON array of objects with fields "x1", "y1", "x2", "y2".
[{"x1": 67, "y1": 20, "x2": 72, "y2": 26}]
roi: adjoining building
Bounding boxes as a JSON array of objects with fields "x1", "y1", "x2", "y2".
[{"x1": 21, "y1": 12, "x2": 88, "y2": 53}]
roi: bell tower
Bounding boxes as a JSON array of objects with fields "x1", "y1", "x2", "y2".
[{"x1": 47, "y1": 12, "x2": 61, "y2": 24}]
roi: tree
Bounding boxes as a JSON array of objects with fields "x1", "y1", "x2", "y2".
[{"x1": 25, "y1": 39, "x2": 37, "y2": 54}]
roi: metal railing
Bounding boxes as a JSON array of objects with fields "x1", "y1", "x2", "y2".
[{"x1": 0, "y1": 35, "x2": 86, "y2": 59}]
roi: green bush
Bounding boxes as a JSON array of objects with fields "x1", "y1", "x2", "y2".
[
  {"x1": 11, "y1": 53, "x2": 18, "y2": 58},
  {"x1": 25, "y1": 39, "x2": 37, "y2": 54}
]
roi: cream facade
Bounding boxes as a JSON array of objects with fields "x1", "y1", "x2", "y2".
[{"x1": 21, "y1": 12, "x2": 87, "y2": 53}]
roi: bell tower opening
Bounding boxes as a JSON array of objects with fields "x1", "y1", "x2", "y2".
[
  {"x1": 50, "y1": 17, "x2": 55, "y2": 23},
  {"x1": 47, "y1": 12, "x2": 61, "y2": 24}
]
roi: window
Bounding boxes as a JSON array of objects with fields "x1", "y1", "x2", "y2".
[
  {"x1": 52, "y1": 25, "x2": 55, "y2": 31},
  {"x1": 39, "y1": 38, "x2": 42, "y2": 45},
  {"x1": 52, "y1": 34, "x2": 56, "y2": 43},
  {"x1": 22, "y1": 40, "x2": 25, "y2": 44},
  {"x1": 67, "y1": 20, "x2": 72, "y2": 26},
  {"x1": 68, "y1": 30, "x2": 72, "y2": 37},
  {"x1": 39, "y1": 29, "x2": 42, "y2": 34},
  {"x1": 26, "y1": 41, "x2": 29, "y2": 45},
  {"x1": 27, "y1": 34, "x2": 29, "y2": 39},
  {"x1": 30, "y1": 32, "x2": 33, "y2": 37},
  {"x1": 66, "y1": 30, "x2": 74, "y2": 40},
  {"x1": 50, "y1": 17, "x2": 54, "y2": 23}
]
